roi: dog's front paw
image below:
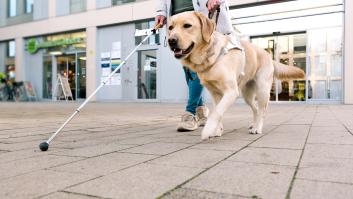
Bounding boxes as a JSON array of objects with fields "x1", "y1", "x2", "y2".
[
  {"x1": 201, "y1": 120, "x2": 219, "y2": 140},
  {"x1": 215, "y1": 123, "x2": 224, "y2": 137},
  {"x1": 249, "y1": 128, "x2": 262, "y2": 134},
  {"x1": 201, "y1": 120, "x2": 223, "y2": 140}
]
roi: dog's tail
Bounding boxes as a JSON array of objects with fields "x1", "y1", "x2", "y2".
[{"x1": 273, "y1": 61, "x2": 305, "y2": 80}]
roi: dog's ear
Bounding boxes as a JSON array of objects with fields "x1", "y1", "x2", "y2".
[{"x1": 194, "y1": 12, "x2": 215, "y2": 43}]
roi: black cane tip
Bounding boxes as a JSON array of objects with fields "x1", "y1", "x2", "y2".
[{"x1": 39, "y1": 142, "x2": 49, "y2": 151}]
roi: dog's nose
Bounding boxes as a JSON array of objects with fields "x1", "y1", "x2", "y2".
[{"x1": 168, "y1": 38, "x2": 178, "y2": 47}]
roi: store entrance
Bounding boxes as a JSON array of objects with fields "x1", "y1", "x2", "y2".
[
  {"x1": 251, "y1": 33, "x2": 307, "y2": 101},
  {"x1": 137, "y1": 50, "x2": 157, "y2": 99},
  {"x1": 55, "y1": 53, "x2": 86, "y2": 100}
]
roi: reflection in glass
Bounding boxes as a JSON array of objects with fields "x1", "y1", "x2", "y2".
[
  {"x1": 77, "y1": 53, "x2": 86, "y2": 99},
  {"x1": 8, "y1": 0, "x2": 17, "y2": 17},
  {"x1": 314, "y1": 81, "x2": 327, "y2": 99},
  {"x1": 331, "y1": 55, "x2": 342, "y2": 76},
  {"x1": 43, "y1": 56, "x2": 52, "y2": 99},
  {"x1": 330, "y1": 80, "x2": 341, "y2": 100},
  {"x1": 112, "y1": 0, "x2": 136, "y2": 5},
  {"x1": 309, "y1": 27, "x2": 342, "y2": 100},
  {"x1": 25, "y1": 0, "x2": 34, "y2": 13},
  {"x1": 70, "y1": 0, "x2": 86, "y2": 14},
  {"x1": 138, "y1": 50, "x2": 157, "y2": 99},
  {"x1": 313, "y1": 55, "x2": 327, "y2": 76},
  {"x1": 56, "y1": 55, "x2": 76, "y2": 99}
]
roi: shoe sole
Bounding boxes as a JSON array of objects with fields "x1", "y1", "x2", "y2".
[{"x1": 177, "y1": 126, "x2": 198, "y2": 132}]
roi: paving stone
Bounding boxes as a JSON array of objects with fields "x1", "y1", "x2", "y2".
[
  {"x1": 0, "y1": 154, "x2": 83, "y2": 180},
  {"x1": 158, "y1": 135, "x2": 202, "y2": 144},
  {"x1": 0, "y1": 170, "x2": 96, "y2": 199},
  {"x1": 191, "y1": 139, "x2": 250, "y2": 151},
  {"x1": 51, "y1": 152, "x2": 157, "y2": 175},
  {"x1": 184, "y1": 161, "x2": 295, "y2": 199},
  {"x1": 114, "y1": 135, "x2": 160, "y2": 145},
  {"x1": 310, "y1": 126, "x2": 347, "y2": 133},
  {"x1": 51, "y1": 142, "x2": 137, "y2": 157},
  {"x1": 220, "y1": 128, "x2": 263, "y2": 141},
  {"x1": 1, "y1": 103, "x2": 352, "y2": 198},
  {"x1": 149, "y1": 148, "x2": 232, "y2": 169},
  {"x1": 41, "y1": 191, "x2": 101, "y2": 199},
  {"x1": 297, "y1": 157, "x2": 353, "y2": 184},
  {"x1": 66, "y1": 163, "x2": 201, "y2": 199},
  {"x1": 227, "y1": 147, "x2": 301, "y2": 166},
  {"x1": 290, "y1": 179, "x2": 353, "y2": 199},
  {"x1": 162, "y1": 188, "x2": 248, "y2": 199},
  {"x1": 121, "y1": 142, "x2": 191, "y2": 155},
  {"x1": 250, "y1": 137, "x2": 305, "y2": 150},
  {"x1": 0, "y1": 140, "x2": 64, "y2": 151},
  {"x1": 51, "y1": 139, "x2": 113, "y2": 150},
  {"x1": 303, "y1": 143, "x2": 353, "y2": 159},
  {"x1": 0, "y1": 148, "x2": 69, "y2": 163},
  {"x1": 307, "y1": 132, "x2": 353, "y2": 145}
]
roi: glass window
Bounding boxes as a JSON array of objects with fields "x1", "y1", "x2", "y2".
[
  {"x1": 8, "y1": 41, "x2": 15, "y2": 57},
  {"x1": 112, "y1": 0, "x2": 135, "y2": 6},
  {"x1": 25, "y1": 0, "x2": 34, "y2": 14},
  {"x1": 8, "y1": 0, "x2": 17, "y2": 17},
  {"x1": 135, "y1": 20, "x2": 159, "y2": 45},
  {"x1": 70, "y1": 0, "x2": 86, "y2": 14}
]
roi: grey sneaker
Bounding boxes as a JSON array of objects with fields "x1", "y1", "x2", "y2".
[
  {"x1": 177, "y1": 112, "x2": 199, "y2": 132},
  {"x1": 196, "y1": 106, "x2": 209, "y2": 127}
]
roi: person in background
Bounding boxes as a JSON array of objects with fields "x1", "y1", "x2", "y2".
[{"x1": 155, "y1": 0, "x2": 239, "y2": 131}]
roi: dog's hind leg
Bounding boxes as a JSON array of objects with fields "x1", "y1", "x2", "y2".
[
  {"x1": 250, "y1": 65, "x2": 273, "y2": 134},
  {"x1": 241, "y1": 80, "x2": 258, "y2": 131}
]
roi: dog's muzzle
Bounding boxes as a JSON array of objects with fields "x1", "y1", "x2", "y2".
[{"x1": 168, "y1": 38, "x2": 194, "y2": 59}]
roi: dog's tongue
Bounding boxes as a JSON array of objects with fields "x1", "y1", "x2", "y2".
[{"x1": 174, "y1": 49, "x2": 183, "y2": 56}]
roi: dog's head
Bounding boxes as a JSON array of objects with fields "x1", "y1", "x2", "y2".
[{"x1": 168, "y1": 11, "x2": 215, "y2": 59}]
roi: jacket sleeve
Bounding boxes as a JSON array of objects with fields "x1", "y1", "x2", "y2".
[{"x1": 156, "y1": 0, "x2": 167, "y2": 16}]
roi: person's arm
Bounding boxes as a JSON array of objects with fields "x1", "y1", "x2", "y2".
[
  {"x1": 207, "y1": 0, "x2": 224, "y2": 12},
  {"x1": 155, "y1": 0, "x2": 167, "y2": 27}
]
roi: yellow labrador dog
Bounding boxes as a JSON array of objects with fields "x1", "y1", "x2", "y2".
[{"x1": 168, "y1": 11, "x2": 305, "y2": 139}]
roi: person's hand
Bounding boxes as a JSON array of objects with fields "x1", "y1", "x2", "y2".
[
  {"x1": 155, "y1": 15, "x2": 166, "y2": 28},
  {"x1": 207, "y1": 0, "x2": 221, "y2": 12}
]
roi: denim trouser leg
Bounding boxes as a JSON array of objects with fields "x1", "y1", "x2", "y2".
[{"x1": 183, "y1": 67, "x2": 204, "y2": 115}]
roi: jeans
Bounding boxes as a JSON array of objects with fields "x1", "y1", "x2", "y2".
[{"x1": 183, "y1": 67, "x2": 204, "y2": 115}]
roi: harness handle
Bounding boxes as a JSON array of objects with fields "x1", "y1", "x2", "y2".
[{"x1": 208, "y1": 5, "x2": 220, "y2": 24}]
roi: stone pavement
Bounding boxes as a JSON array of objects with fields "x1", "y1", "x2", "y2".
[{"x1": 0, "y1": 102, "x2": 353, "y2": 199}]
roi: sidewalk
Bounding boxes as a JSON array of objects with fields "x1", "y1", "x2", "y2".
[{"x1": 0, "y1": 102, "x2": 353, "y2": 199}]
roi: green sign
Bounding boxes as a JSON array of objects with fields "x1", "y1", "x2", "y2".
[{"x1": 26, "y1": 37, "x2": 84, "y2": 54}]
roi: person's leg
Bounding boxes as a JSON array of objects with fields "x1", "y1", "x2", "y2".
[
  {"x1": 184, "y1": 68, "x2": 204, "y2": 114},
  {"x1": 177, "y1": 67, "x2": 205, "y2": 131}
]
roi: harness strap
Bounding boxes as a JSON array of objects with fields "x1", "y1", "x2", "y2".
[{"x1": 208, "y1": 6, "x2": 220, "y2": 24}]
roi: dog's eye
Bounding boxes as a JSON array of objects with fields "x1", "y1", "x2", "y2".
[
  {"x1": 168, "y1": 25, "x2": 174, "y2": 31},
  {"x1": 183, "y1": 24, "x2": 192, "y2": 29}
]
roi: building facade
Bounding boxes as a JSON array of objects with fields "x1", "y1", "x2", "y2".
[{"x1": 0, "y1": 0, "x2": 352, "y2": 104}]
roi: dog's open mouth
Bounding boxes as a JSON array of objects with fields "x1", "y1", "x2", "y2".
[{"x1": 171, "y1": 43, "x2": 194, "y2": 59}]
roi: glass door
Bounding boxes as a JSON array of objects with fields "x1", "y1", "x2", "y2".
[
  {"x1": 56, "y1": 54, "x2": 76, "y2": 99},
  {"x1": 251, "y1": 33, "x2": 307, "y2": 102},
  {"x1": 43, "y1": 56, "x2": 52, "y2": 99},
  {"x1": 308, "y1": 27, "x2": 343, "y2": 101},
  {"x1": 137, "y1": 50, "x2": 157, "y2": 99},
  {"x1": 76, "y1": 52, "x2": 86, "y2": 99}
]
